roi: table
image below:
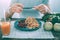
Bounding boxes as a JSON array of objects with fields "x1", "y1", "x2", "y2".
[{"x1": 2, "y1": 21, "x2": 54, "y2": 40}]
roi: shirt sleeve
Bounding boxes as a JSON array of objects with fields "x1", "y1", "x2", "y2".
[
  {"x1": 42, "y1": 0, "x2": 49, "y2": 5},
  {"x1": 10, "y1": 0, "x2": 18, "y2": 5}
]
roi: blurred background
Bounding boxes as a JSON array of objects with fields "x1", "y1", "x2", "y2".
[{"x1": 0, "y1": 0, "x2": 60, "y2": 18}]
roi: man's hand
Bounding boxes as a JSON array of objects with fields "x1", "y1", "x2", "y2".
[
  {"x1": 10, "y1": 3, "x2": 23, "y2": 13},
  {"x1": 5, "y1": 3, "x2": 23, "y2": 18},
  {"x1": 34, "y1": 4, "x2": 50, "y2": 14}
]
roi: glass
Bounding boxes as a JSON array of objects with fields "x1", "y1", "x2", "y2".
[{"x1": 0, "y1": 19, "x2": 11, "y2": 36}]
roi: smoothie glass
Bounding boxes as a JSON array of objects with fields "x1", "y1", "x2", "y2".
[{"x1": 0, "y1": 19, "x2": 11, "y2": 36}]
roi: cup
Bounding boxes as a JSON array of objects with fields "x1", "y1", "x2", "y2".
[{"x1": 0, "y1": 19, "x2": 10, "y2": 36}]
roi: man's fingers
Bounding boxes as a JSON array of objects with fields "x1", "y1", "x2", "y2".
[
  {"x1": 11, "y1": 5, "x2": 23, "y2": 11},
  {"x1": 33, "y1": 4, "x2": 50, "y2": 14},
  {"x1": 16, "y1": 9, "x2": 21, "y2": 13},
  {"x1": 15, "y1": 3, "x2": 24, "y2": 8},
  {"x1": 40, "y1": 10, "x2": 46, "y2": 14},
  {"x1": 10, "y1": 6, "x2": 17, "y2": 13},
  {"x1": 33, "y1": 5, "x2": 44, "y2": 10},
  {"x1": 33, "y1": 6, "x2": 39, "y2": 10},
  {"x1": 16, "y1": 7, "x2": 23, "y2": 11},
  {"x1": 15, "y1": 7, "x2": 23, "y2": 13},
  {"x1": 11, "y1": 3, "x2": 24, "y2": 8},
  {"x1": 10, "y1": 6, "x2": 23, "y2": 13}
]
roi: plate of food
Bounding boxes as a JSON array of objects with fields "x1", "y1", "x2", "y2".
[{"x1": 14, "y1": 17, "x2": 41, "y2": 31}]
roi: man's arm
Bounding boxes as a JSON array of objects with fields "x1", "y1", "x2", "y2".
[
  {"x1": 5, "y1": 0, "x2": 17, "y2": 19},
  {"x1": 42, "y1": 0, "x2": 51, "y2": 14},
  {"x1": 42, "y1": 0, "x2": 50, "y2": 10},
  {"x1": 5, "y1": 9, "x2": 14, "y2": 19}
]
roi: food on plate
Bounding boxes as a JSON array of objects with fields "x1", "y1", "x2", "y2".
[
  {"x1": 18, "y1": 20, "x2": 27, "y2": 28},
  {"x1": 44, "y1": 22, "x2": 53, "y2": 31},
  {"x1": 25, "y1": 17, "x2": 39, "y2": 29},
  {"x1": 54, "y1": 23, "x2": 60, "y2": 31},
  {"x1": 18, "y1": 17, "x2": 39, "y2": 29}
]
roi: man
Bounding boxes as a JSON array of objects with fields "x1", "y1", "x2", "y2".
[{"x1": 5, "y1": 0, "x2": 50, "y2": 19}]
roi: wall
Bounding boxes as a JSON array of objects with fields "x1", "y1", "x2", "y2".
[
  {"x1": 49, "y1": 0, "x2": 60, "y2": 12},
  {"x1": 0, "y1": 0, "x2": 10, "y2": 18}
]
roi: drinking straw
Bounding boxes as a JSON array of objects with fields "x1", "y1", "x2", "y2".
[{"x1": 4, "y1": 10, "x2": 6, "y2": 22}]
